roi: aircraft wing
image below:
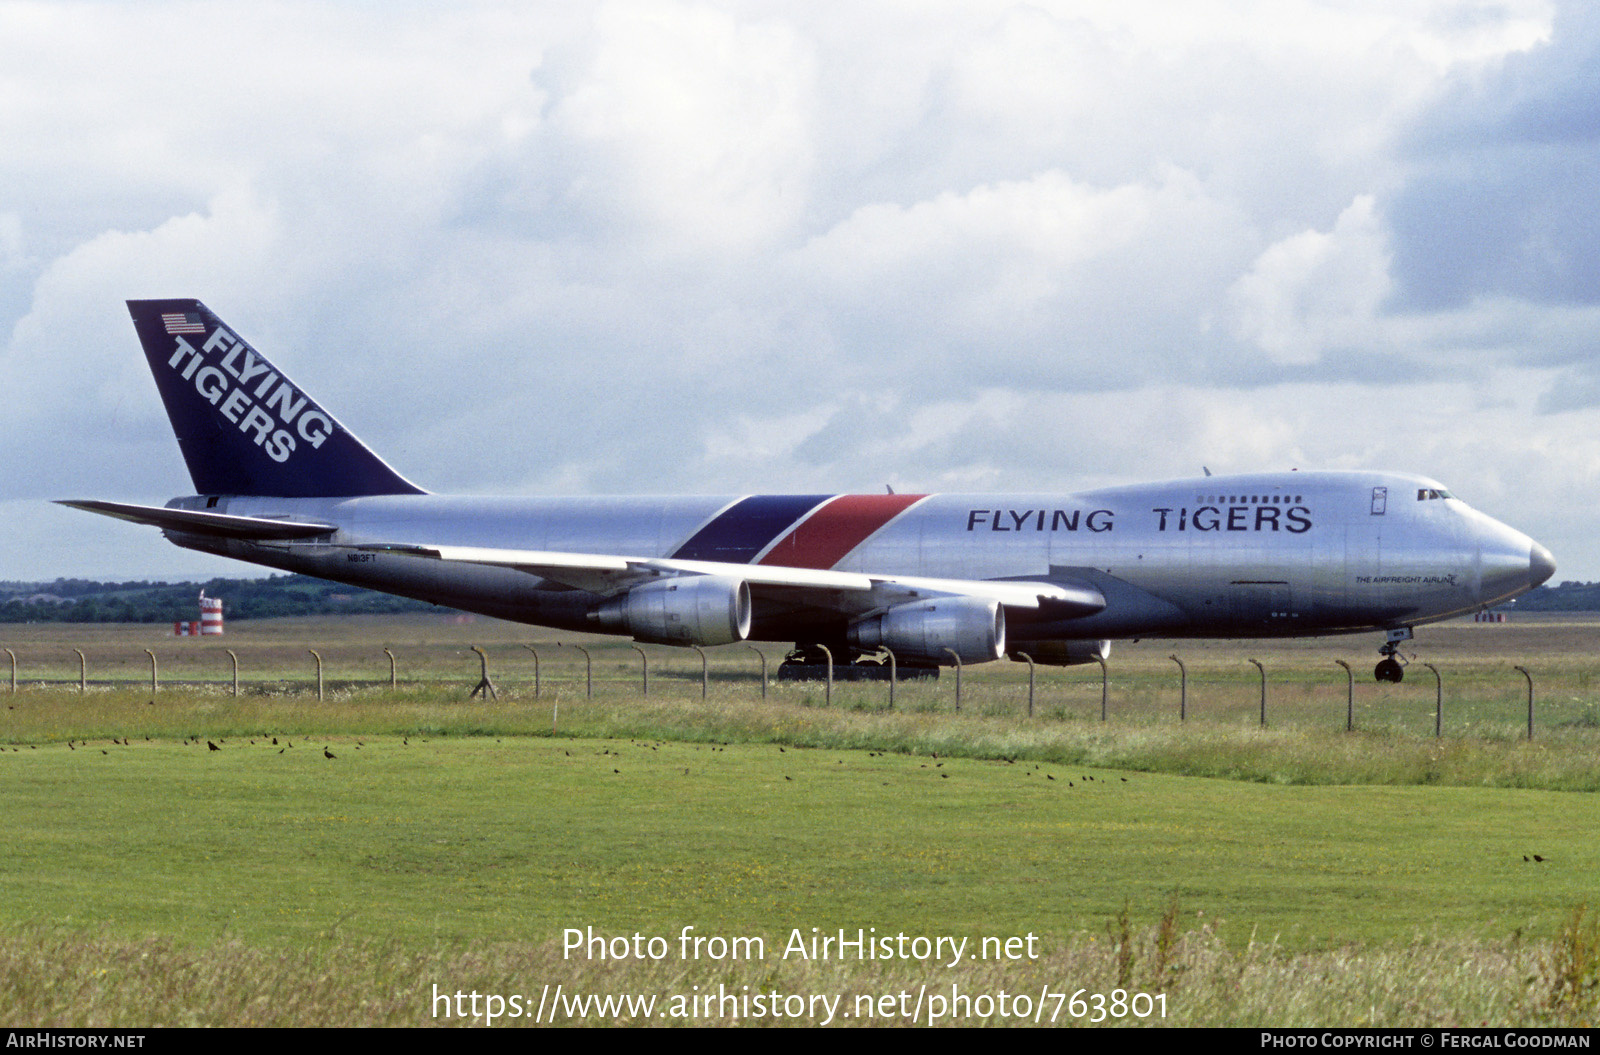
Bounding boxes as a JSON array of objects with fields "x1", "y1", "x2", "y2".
[{"x1": 361, "y1": 543, "x2": 1106, "y2": 618}]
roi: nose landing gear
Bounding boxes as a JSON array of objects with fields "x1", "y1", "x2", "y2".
[{"x1": 1375, "y1": 627, "x2": 1413, "y2": 683}]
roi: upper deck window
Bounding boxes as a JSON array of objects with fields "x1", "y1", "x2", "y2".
[{"x1": 1416, "y1": 488, "x2": 1456, "y2": 501}]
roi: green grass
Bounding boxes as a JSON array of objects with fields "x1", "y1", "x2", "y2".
[
  {"x1": 5, "y1": 614, "x2": 1600, "y2": 1025},
  {"x1": 5, "y1": 721, "x2": 1597, "y2": 954}
]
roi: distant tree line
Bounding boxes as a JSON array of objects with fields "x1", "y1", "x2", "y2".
[
  {"x1": 1513, "y1": 581, "x2": 1600, "y2": 612},
  {"x1": 0, "y1": 575, "x2": 448, "y2": 624}
]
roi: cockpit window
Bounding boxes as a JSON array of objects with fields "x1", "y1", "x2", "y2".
[{"x1": 1416, "y1": 488, "x2": 1456, "y2": 501}]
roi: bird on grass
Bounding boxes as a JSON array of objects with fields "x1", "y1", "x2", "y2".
[{"x1": 324, "y1": 747, "x2": 336, "y2": 759}]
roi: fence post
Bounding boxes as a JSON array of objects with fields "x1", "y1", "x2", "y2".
[
  {"x1": 4, "y1": 648, "x2": 14, "y2": 694},
  {"x1": 1422, "y1": 662, "x2": 1442, "y2": 738},
  {"x1": 568, "y1": 644, "x2": 592, "y2": 698},
  {"x1": 690, "y1": 645, "x2": 708, "y2": 699},
  {"x1": 145, "y1": 650, "x2": 158, "y2": 696},
  {"x1": 1017, "y1": 652, "x2": 1035, "y2": 717},
  {"x1": 1333, "y1": 660, "x2": 1353, "y2": 731},
  {"x1": 384, "y1": 647, "x2": 396, "y2": 691},
  {"x1": 884, "y1": 649, "x2": 897, "y2": 710},
  {"x1": 541, "y1": 647, "x2": 559, "y2": 734},
  {"x1": 744, "y1": 644, "x2": 767, "y2": 699},
  {"x1": 74, "y1": 649, "x2": 85, "y2": 694},
  {"x1": 226, "y1": 649, "x2": 239, "y2": 697},
  {"x1": 1515, "y1": 665, "x2": 1533, "y2": 740},
  {"x1": 1248, "y1": 659, "x2": 1265, "y2": 727},
  {"x1": 943, "y1": 648, "x2": 962, "y2": 711},
  {"x1": 817, "y1": 644, "x2": 833, "y2": 708},
  {"x1": 1170, "y1": 655, "x2": 1186, "y2": 722},
  {"x1": 1096, "y1": 657, "x2": 1108, "y2": 721},
  {"x1": 630, "y1": 644, "x2": 649, "y2": 696},
  {"x1": 309, "y1": 649, "x2": 323, "y2": 701},
  {"x1": 469, "y1": 646, "x2": 497, "y2": 700},
  {"x1": 521, "y1": 645, "x2": 540, "y2": 697}
]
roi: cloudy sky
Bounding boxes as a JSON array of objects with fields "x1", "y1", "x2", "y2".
[{"x1": 3, "y1": 0, "x2": 1598, "y2": 583}]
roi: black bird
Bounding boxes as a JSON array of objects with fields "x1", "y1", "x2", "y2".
[
  {"x1": 208, "y1": 741, "x2": 219, "y2": 752},
  {"x1": 324, "y1": 747, "x2": 336, "y2": 759}
]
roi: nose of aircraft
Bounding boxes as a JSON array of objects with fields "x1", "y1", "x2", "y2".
[
  {"x1": 1470, "y1": 512, "x2": 1556, "y2": 604},
  {"x1": 1530, "y1": 541, "x2": 1557, "y2": 589}
]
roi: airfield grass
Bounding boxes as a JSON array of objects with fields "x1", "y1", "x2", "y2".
[{"x1": 3, "y1": 615, "x2": 1600, "y2": 1026}]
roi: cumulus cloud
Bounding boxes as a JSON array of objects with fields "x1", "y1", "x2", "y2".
[
  {"x1": 546, "y1": 2, "x2": 816, "y2": 251},
  {"x1": 790, "y1": 166, "x2": 1250, "y2": 387},
  {"x1": 2, "y1": 0, "x2": 1596, "y2": 580},
  {"x1": 1227, "y1": 196, "x2": 1393, "y2": 366}
]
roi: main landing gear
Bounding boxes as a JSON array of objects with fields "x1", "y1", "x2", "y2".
[{"x1": 1375, "y1": 627, "x2": 1413, "y2": 683}]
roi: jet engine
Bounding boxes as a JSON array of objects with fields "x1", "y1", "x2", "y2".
[
  {"x1": 592, "y1": 575, "x2": 752, "y2": 646},
  {"x1": 847, "y1": 596, "x2": 1005, "y2": 664},
  {"x1": 1007, "y1": 639, "x2": 1111, "y2": 666}
]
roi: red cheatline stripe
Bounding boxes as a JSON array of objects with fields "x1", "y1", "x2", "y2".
[{"x1": 758, "y1": 493, "x2": 928, "y2": 569}]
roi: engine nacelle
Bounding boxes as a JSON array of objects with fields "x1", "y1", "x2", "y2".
[
  {"x1": 1008, "y1": 639, "x2": 1111, "y2": 666},
  {"x1": 847, "y1": 596, "x2": 1005, "y2": 664},
  {"x1": 592, "y1": 575, "x2": 752, "y2": 646}
]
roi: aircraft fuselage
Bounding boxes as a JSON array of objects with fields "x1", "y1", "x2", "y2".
[{"x1": 161, "y1": 470, "x2": 1551, "y2": 644}]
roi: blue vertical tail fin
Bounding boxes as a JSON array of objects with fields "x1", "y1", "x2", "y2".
[{"x1": 127, "y1": 299, "x2": 425, "y2": 497}]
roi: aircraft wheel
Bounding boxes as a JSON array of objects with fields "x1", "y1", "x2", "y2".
[{"x1": 1374, "y1": 658, "x2": 1404, "y2": 683}]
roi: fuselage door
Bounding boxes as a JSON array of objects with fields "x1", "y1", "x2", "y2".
[{"x1": 1370, "y1": 486, "x2": 1387, "y2": 516}]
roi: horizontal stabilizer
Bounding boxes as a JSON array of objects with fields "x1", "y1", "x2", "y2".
[{"x1": 58, "y1": 500, "x2": 337, "y2": 540}]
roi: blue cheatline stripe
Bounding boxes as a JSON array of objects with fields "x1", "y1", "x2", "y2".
[{"x1": 670, "y1": 494, "x2": 834, "y2": 563}]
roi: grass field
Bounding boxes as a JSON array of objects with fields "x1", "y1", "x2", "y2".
[{"x1": 2, "y1": 614, "x2": 1599, "y2": 1026}]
